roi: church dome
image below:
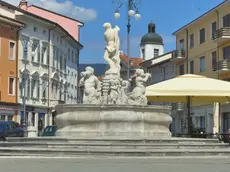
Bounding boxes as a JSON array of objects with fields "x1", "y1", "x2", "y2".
[{"x1": 141, "y1": 21, "x2": 163, "y2": 45}]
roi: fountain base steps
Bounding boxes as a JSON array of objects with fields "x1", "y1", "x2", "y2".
[{"x1": 0, "y1": 137, "x2": 229, "y2": 157}]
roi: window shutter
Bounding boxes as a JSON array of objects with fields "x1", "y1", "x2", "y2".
[
  {"x1": 37, "y1": 80, "x2": 40, "y2": 99},
  {"x1": 37, "y1": 44, "x2": 40, "y2": 63},
  {"x1": 27, "y1": 79, "x2": 30, "y2": 98}
]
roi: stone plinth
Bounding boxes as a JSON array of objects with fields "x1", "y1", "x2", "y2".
[
  {"x1": 54, "y1": 104, "x2": 172, "y2": 138},
  {"x1": 27, "y1": 126, "x2": 37, "y2": 138}
]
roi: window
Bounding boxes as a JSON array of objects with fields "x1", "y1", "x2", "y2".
[
  {"x1": 8, "y1": 77, "x2": 15, "y2": 95},
  {"x1": 31, "y1": 79, "x2": 36, "y2": 98},
  {"x1": 31, "y1": 43, "x2": 37, "y2": 62},
  {"x1": 189, "y1": 34, "x2": 194, "y2": 48},
  {"x1": 223, "y1": 45, "x2": 230, "y2": 60},
  {"x1": 8, "y1": 116, "x2": 13, "y2": 121},
  {"x1": 42, "y1": 81, "x2": 47, "y2": 98},
  {"x1": 1, "y1": 115, "x2": 5, "y2": 121},
  {"x1": 199, "y1": 28, "x2": 205, "y2": 44},
  {"x1": 9, "y1": 41, "x2": 15, "y2": 60},
  {"x1": 43, "y1": 30, "x2": 46, "y2": 34},
  {"x1": 64, "y1": 57, "x2": 67, "y2": 72},
  {"x1": 142, "y1": 49, "x2": 145, "y2": 59},
  {"x1": 199, "y1": 56, "x2": 205, "y2": 72},
  {"x1": 56, "y1": 49, "x2": 59, "y2": 69},
  {"x1": 37, "y1": 80, "x2": 40, "y2": 99},
  {"x1": 51, "y1": 83, "x2": 54, "y2": 98},
  {"x1": 27, "y1": 79, "x2": 30, "y2": 97},
  {"x1": 33, "y1": 26, "x2": 37, "y2": 32},
  {"x1": 172, "y1": 65, "x2": 175, "y2": 73},
  {"x1": 32, "y1": 43, "x2": 40, "y2": 62},
  {"x1": 41, "y1": 47, "x2": 47, "y2": 64},
  {"x1": 223, "y1": 14, "x2": 230, "y2": 27},
  {"x1": 23, "y1": 41, "x2": 28, "y2": 60},
  {"x1": 199, "y1": 116, "x2": 205, "y2": 129},
  {"x1": 189, "y1": 60, "x2": 194, "y2": 74},
  {"x1": 154, "y1": 49, "x2": 159, "y2": 57},
  {"x1": 211, "y1": 21, "x2": 217, "y2": 39},
  {"x1": 75, "y1": 53, "x2": 78, "y2": 64},
  {"x1": 60, "y1": 55, "x2": 63, "y2": 70},
  {"x1": 72, "y1": 50, "x2": 74, "y2": 63},
  {"x1": 179, "y1": 64, "x2": 184, "y2": 75},
  {"x1": 212, "y1": 51, "x2": 217, "y2": 67},
  {"x1": 52, "y1": 47, "x2": 56, "y2": 67},
  {"x1": 68, "y1": 49, "x2": 70, "y2": 60},
  {"x1": 179, "y1": 39, "x2": 184, "y2": 50}
]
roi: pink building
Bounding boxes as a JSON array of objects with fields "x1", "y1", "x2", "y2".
[{"x1": 18, "y1": 0, "x2": 84, "y2": 41}]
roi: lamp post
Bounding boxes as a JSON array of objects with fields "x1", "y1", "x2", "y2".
[
  {"x1": 113, "y1": 0, "x2": 141, "y2": 80},
  {"x1": 21, "y1": 39, "x2": 28, "y2": 132}
]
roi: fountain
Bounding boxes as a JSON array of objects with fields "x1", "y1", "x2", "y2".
[{"x1": 54, "y1": 22, "x2": 172, "y2": 138}]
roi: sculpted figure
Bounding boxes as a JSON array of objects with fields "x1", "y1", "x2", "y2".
[
  {"x1": 128, "y1": 69, "x2": 151, "y2": 105},
  {"x1": 79, "y1": 66, "x2": 101, "y2": 104},
  {"x1": 118, "y1": 80, "x2": 130, "y2": 104},
  {"x1": 108, "y1": 79, "x2": 120, "y2": 104},
  {"x1": 103, "y1": 22, "x2": 121, "y2": 76}
]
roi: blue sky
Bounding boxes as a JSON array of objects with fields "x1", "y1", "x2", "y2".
[{"x1": 72, "y1": 0, "x2": 223, "y2": 64}]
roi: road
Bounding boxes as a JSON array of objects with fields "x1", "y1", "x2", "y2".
[{"x1": 1, "y1": 156, "x2": 230, "y2": 172}]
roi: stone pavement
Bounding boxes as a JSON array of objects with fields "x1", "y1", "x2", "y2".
[{"x1": 1, "y1": 156, "x2": 230, "y2": 172}]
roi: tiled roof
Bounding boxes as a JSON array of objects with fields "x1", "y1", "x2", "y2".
[{"x1": 120, "y1": 53, "x2": 144, "y2": 68}]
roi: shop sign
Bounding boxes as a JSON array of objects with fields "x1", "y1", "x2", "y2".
[{"x1": 0, "y1": 105, "x2": 18, "y2": 111}]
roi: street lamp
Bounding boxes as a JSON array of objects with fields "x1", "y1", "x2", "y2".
[
  {"x1": 112, "y1": 0, "x2": 141, "y2": 80},
  {"x1": 21, "y1": 39, "x2": 28, "y2": 132}
]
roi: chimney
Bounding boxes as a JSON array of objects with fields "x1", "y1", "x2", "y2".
[{"x1": 18, "y1": 0, "x2": 28, "y2": 10}]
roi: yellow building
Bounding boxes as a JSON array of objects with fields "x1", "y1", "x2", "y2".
[{"x1": 172, "y1": 0, "x2": 230, "y2": 135}]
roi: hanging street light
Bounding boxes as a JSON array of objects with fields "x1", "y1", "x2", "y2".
[{"x1": 112, "y1": 0, "x2": 141, "y2": 80}]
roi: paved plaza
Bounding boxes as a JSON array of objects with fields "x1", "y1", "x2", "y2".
[{"x1": 1, "y1": 156, "x2": 230, "y2": 172}]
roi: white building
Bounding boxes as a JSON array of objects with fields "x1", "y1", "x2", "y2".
[
  {"x1": 140, "y1": 22, "x2": 164, "y2": 60},
  {"x1": 0, "y1": 1, "x2": 83, "y2": 135}
]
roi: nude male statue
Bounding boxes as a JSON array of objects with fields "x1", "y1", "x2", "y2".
[{"x1": 103, "y1": 22, "x2": 121, "y2": 75}]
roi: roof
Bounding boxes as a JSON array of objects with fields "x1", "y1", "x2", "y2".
[
  {"x1": 0, "y1": 14, "x2": 24, "y2": 27},
  {"x1": 120, "y1": 53, "x2": 144, "y2": 68},
  {"x1": 172, "y1": 0, "x2": 229, "y2": 35},
  {"x1": 28, "y1": 5, "x2": 84, "y2": 26},
  {"x1": 0, "y1": 0, "x2": 83, "y2": 48},
  {"x1": 140, "y1": 51, "x2": 173, "y2": 67},
  {"x1": 141, "y1": 21, "x2": 163, "y2": 45},
  {"x1": 141, "y1": 33, "x2": 163, "y2": 45}
]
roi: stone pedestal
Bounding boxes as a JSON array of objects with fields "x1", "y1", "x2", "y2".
[
  {"x1": 27, "y1": 126, "x2": 37, "y2": 137},
  {"x1": 55, "y1": 104, "x2": 172, "y2": 138}
]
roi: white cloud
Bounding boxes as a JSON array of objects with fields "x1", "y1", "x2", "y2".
[{"x1": 4, "y1": 0, "x2": 97, "y2": 21}]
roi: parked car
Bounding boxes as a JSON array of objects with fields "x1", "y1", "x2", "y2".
[
  {"x1": 42, "y1": 125, "x2": 57, "y2": 136},
  {"x1": 0, "y1": 121, "x2": 24, "y2": 141}
]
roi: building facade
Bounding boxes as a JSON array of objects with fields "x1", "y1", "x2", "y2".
[
  {"x1": 172, "y1": 0, "x2": 230, "y2": 135},
  {"x1": 0, "y1": 0, "x2": 83, "y2": 135},
  {"x1": 0, "y1": 15, "x2": 23, "y2": 122}
]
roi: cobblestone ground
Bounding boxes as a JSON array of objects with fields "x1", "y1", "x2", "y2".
[{"x1": 1, "y1": 156, "x2": 230, "y2": 172}]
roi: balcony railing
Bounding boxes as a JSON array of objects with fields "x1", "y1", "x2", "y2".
[
  {"x1": 213, "y1": 59, "x2": 230, "y2": 72},
  {"x1": 213, "y1": 27, "x2": 230, "y2": 40},
  {"x1": 171, "y1": 50, "x2": 186, "y2": 62},
  {"x1": 172, "y1": 103, "x2": 185, "y2": 111}
]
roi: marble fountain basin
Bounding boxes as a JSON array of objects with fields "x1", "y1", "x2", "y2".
[{"x1": 54, "y1": 104, "x2": 172, "y2": 138}]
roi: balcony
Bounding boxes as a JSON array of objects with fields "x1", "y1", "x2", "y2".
[
  {"x1": 171, "y1": 50, "x2": 186, "y2": 63},
  {"x1": 172, "y1": 103, "x2": 185, "y2": 111},
  {"x1": 213, "y1": 59, "x2": 230, "y2": 73},
  {"x1": 213, "y1": 27, "x2": 230, "y2": 42}
]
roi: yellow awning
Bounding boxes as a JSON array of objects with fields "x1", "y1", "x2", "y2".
[{"x1": 146, "y1": 74, "x2": 230, "y2": 103}]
